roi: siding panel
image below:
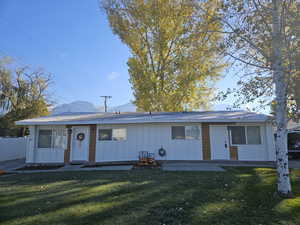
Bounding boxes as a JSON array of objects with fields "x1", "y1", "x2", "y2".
[
  {"x1": 96, "y1": 124, "x2": 202, "y2": 162},
  {"x1": 35, "y1": 149, "x2": 65, "y2": 163},
  {"x1": 237, "y1": 126, "x2": 268, "y2": 161}
]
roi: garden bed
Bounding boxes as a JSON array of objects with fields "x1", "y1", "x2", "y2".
[{"x1": 16, "y1": 165, "x2": 64, "y2": 170}]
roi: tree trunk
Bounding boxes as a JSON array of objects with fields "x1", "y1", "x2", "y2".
[{"x1": 272, "y1": 0, "x2": 292, "y2": 196}]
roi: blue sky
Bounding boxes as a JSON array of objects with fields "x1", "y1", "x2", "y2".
[{"x1": 0, "y1": 0, "x2": 240, "y2": 109}]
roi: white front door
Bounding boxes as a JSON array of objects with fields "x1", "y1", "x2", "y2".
[
  {"x1": 71, "y1": 126, "x2": 90, "y2": 161},
  {"x1": 210, "y1": 125, "x2": 230, "y2": 160}
]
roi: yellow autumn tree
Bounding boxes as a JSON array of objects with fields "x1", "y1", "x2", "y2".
[{"x1": 101, "y1": 0, "x2": 225, "y2": 111}]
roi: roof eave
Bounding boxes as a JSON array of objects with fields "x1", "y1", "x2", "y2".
[{"x1": 15, "y1": 119, "x2": 269, "y2": 126}]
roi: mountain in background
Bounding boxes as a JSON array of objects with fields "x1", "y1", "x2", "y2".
[
  {"x1": 51, "y1": 101, "x2": 136, "y2": 114},
  {"x1": 52, "y1": 101, "x2": 101, "y2": 115},
  {"x1": 0, "y1": 101, "x2": 237, "y2": 117},
  {"x1": 108, "y1": 103, "x2": 136, "y2": 112},
  {"x1": 51, "y1": 101, "x2": 233, "y2": 115}
]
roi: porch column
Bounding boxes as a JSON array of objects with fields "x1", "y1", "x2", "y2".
[
  {"x1": 64, "y1": 125, "x2": 72, "y2": 163},
  {"x1": 88, "y1": 125, "x2": 97, "y2": 163},
  {"x1": 229, "y1": 146, "x2": 238, "y2": 160},
  {"x1": 201, "y1": 123, "x2": 211, "y2": 160}
]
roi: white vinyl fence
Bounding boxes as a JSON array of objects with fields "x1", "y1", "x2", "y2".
[{"x1": 0, "y1": 137, "x2": 28, "y2": 162}]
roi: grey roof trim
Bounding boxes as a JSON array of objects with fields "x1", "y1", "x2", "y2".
[
  {"x1": 16, "y1": 119, "x2": 269, "y2": 126},
  {"x1": 15, "y1": 111, "x2": 273, "y2": 126}
]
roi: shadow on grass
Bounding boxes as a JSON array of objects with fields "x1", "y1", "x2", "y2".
[{"x1": 0, "y1": 168, "x2": 299, "y2": 225}]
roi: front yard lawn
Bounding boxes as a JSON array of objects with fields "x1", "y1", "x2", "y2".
[{"x1": 0, "y1": 168, "x2": 299, "y2": 225}]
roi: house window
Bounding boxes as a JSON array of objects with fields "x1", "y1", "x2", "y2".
[
  {"x1": 99, "y1": 129, "x2": 112, "y2": 140},
  {"x1": 53, "y1": 128, "x2": 67, "y2": 149},
  {"x1": 112, "y1": 128, "x2": 127, "y2": 141},
  {"x1": 228, "y1": 126, "x2": 246, "y2": 145},
  {"x1": 99, "y1": 128, "x2": 127, "y2": 141},
  {"x1": 37, "y1": 128, "x2": 67, "y2": 149},
  {"x1": 38, "y1": 130, "x2": 52, "y2": 148},
  {"x1": 172, "y1": 126, "x2": 185, "y2": 139},
  {"x1": 172, "y1": 126, "x2": 200, "y2": 140},
  {"x1": 247, "y1": 126, "x2": 261, "y2": 144},
  {"x1": 228, "y1": 126, "x2": 261, "y2": 145},
  {"x1": 186, "y1": 126, "x2": 200, "y2": 139}
]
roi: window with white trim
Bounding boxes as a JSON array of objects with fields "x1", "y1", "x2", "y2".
[
  {"x1": 38, "y1": 130, "x2": 52, "y2": 148},
  {"x1": 171, "y1": 126, "x2": 200, "y2": 140},
  {"x1": 37, "y1": 128, "x2": 67, "y2": 149},
  {"x1": 228, "y1": 126, "x2": 261, "y2": 145},
  {"x1": 98, "y1": 128, "x2": 127, "y2": 141},
  {"x1": 112, "y1": 128, "x2": 127, "y2": 141},
  {"x1": 172, "y1": 126, "x2": 185, "y2": 139},
  {"x1": 247, "y1": 126, "x2": 261, "y2": 144}
]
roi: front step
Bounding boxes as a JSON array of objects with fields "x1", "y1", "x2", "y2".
[
  {"x1": 62, "y1": 164, "x2": 83, "y2": 170},
  {"x1": 70, "y1": 161, "x2": 87, "y2": 165}
]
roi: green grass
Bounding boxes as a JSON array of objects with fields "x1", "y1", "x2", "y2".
[{"x1": 0, "y1": 168, "x2": 299, "y2": 225}]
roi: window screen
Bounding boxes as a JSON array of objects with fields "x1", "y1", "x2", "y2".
[
  {"x1": 247, "y1": 126, "x2": 261, "y2": 144},
  {"x1": 185, "y1": 126, "x2": 200, "y2": 139},
  {"x1": 38, "y1": 130, "x2": 52, "y2": 148},
  {"x1": 99, "y1": 129, "x2": 112, "y2": 141},
  {"x1": 53, "y1": 128, "x2": 67, "y2": 149},
  {"x1": 172, "y1": 126, "x2": 185, "y2": 139},
  {"x1": 112, "y1": 128, "x2": 127, "y2": 141},
  {"x1": 228, "y1": 126, "x2": 246, "y2": 145}
]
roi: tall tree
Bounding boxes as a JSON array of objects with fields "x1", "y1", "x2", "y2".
[
  {"x1": 0, "y1": 58, "x2": 52, "y2": 135},
  {"x1": 271, "y1": 0, "x2": 292, "y2": 196},
  {"x1": 218, "y1": 0, "x2": 300, "y2": 118},
  {"x1": 213, "y1": 0, "x2": 297, "y2": 196},
  {"x1": 101, "y1": 0, "x2": 225, "y2": 111}
]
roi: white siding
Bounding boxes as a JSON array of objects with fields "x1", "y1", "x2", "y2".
[
  {"x1": 96, "y1": 124, "x2": 202, "y2": 162},
  {"x1": 34, "y1": 149, "x2": 65, "y2": 163},
  {"x1": 210, "y1": 123, "x2": 276, "y2": 161},
  {"x1": 237, "y1": 125, "x2": 267, "y2": 161},
  {"x1": 237, "y1": 145, "x2": 268, "y2": 161},
  {"x1": 26, "y1": 122, "x2": 276, "y2": 163},
  {"x1": 30, "y1": 125, "x2": 65, "y2": 163}
]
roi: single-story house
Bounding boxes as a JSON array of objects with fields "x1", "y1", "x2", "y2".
[{"x1": 16, "y1": 111, "x2": 276, "y2": 164}]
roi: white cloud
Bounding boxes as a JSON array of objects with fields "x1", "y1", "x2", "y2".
[{"x1": 107, "y1": 72, "x2": 120, "y2": 80}]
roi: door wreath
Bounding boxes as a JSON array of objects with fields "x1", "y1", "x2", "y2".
[
  {"x1": 158, "y1": 147, "x2": 166, "y2": 157},
  {"x1": 77, "y1": 133, "x2": 85, "y2": 141}
]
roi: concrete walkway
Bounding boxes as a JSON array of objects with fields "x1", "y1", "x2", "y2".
[
  {"x1": 1, "y1": 160, "x2": 299, "y2": 174},
  {"x1": 162, "y1": 162, "x2": 225, "y2": 172},
  {"x1": 58, "y1": 165, "x2": 134, "y2": 171},
  {"x1": 7, "y1": 165, "x2": 134, "y2": 174},
  {"x1": 214, "y1": 160, "x2": 300, "y2": 169},
  {"x1": 0, "y1": 158, "x2": 25, "y2": 171}
]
